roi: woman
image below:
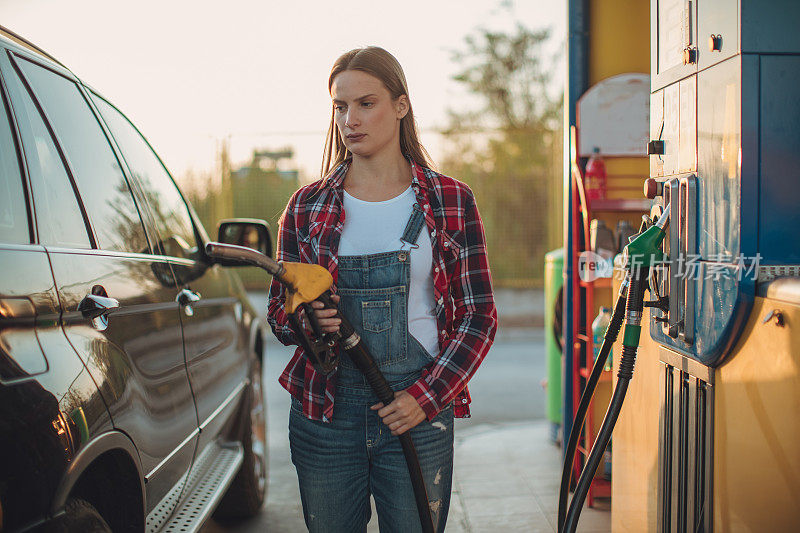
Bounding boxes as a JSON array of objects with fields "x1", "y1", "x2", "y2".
[{"x1": 267, "y1": 46, "x2": 496, "y2": 532}]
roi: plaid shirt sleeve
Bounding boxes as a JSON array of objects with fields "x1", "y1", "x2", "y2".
[
  {"x1": 267, "y1": 190, "x2": 300, "y2": 346},
  {"x1": 406, "y1": 187, "x2": 497, "y2": 420}
]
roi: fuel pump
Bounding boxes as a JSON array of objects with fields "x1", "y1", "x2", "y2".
[{"x1": 564, "y1": 0, "x2": 800, "y2": 530}]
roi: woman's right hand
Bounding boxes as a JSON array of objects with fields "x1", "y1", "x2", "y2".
[{"x1": 309, "y1": 294, "x2": 341, "y2": 334}]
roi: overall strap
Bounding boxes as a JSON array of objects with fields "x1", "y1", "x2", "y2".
[{"x1": 400, "y1": 204, "x2": 426, "y2": 249}]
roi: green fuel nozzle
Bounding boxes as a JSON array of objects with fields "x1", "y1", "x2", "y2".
[
  {"x1": 619, "y1": 205, "x2": 670, "y2": 350},
  {"x1": 621, "y1": 205, "x2": 670, "y2": 269}
]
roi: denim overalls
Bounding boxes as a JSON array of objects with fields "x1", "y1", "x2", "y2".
[{"x1": 289, "y1": 204, "x2": 454, "y2": 533}]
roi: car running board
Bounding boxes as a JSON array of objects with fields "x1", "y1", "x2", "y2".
[{"x1": 146, "y1": 440, "x2": 244, "y2": 533}]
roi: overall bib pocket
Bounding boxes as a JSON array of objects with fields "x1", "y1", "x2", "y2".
[
  {"x1": 362, "y1": 300, "x2": 391, "y2": 332},
  {"x1": 337, "y1": 286, "x2": 407, "y2": 368}
]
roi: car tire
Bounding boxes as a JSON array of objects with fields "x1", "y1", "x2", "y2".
[
  {"x1": 213, "y1": 357, "x2": 268, "y2": 519},
  {"x1": 60, "y1": 498, "x2": 112, "y2": 532}
]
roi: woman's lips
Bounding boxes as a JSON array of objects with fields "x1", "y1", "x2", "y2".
[{"x1": 346, "y1": 133, "x2": 366, "y2": 142}]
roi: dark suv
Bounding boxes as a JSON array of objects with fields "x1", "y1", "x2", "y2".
[{"x1": 0, "y1": 27, "x2": 271, "y2": 532}]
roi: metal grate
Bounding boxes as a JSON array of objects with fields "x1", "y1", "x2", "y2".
[
  {"x1": 146, "y1": 471, "x2": 189, "y2": 533},
  {"x1": 758, "y1": 265, "x2": 800, "y2": 282},
  {"x1": 162, "y1": 443, "x2": 243, "y2": 533},
  {"x1": 659, "y1": 363, "x2": 714, "y2": 533}
]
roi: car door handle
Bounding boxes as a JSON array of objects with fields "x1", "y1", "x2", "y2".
[
  {"x1": 176, "y1": 289, "x2": 201, "y2": 316},
  {"x1": 78, "y1": 293, "x2": 119, "y2": 331},
  {"x1": 78, "y1": 294, "x2": 120, "y2": 319}
]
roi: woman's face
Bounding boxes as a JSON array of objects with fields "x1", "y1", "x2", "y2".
[{"x1": 330, "y1": 70, "x2": 408, "y2": 159}]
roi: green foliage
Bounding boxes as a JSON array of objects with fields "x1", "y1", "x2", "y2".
[
  {"x1": 230, "y1": 167, "x2": 299, "y2": 231},
  {"x1": 184, "y1": 147, "x2": 299, "y2": 290},
  {"x1": 440, "y1": 22, "x2": 563, "y2": 287},
  {"x1": 449, "y1": 24, "x2": 561, "y2": 132},
  {"x1": 228, "y1": 166, "x2": 299, "y2": 289}
]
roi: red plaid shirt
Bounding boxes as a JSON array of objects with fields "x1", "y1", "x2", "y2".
[{"x1": 267, "y1": 159, "x2": 496, "y2": 422}]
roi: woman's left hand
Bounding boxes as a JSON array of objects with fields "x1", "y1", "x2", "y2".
[{"x1": 371, "y1": 390, "x2": 426, "y2": 436}]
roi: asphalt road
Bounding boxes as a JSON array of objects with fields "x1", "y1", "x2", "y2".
[{"x1": 202, "y1": 293, "x2": 548, "y2": 532}]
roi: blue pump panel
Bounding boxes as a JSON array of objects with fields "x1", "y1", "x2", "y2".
[
  {"x1": 651, "y1": 263, "x2": 755, "y2": 366},
  {"x1": 741, "y1": 0, "x2": 800, "y2": 54},
  {"x1": 697, "y1": 57, "x2": 741, "y2": 262},
  {"x1": 648, "y1": 0, "x2": 800, "y2": 367},
  {"x1": 759, "y1": 55, "x2": 800, "y2": 264},
  {"x1": 648, "y1": 56, "x2": 756, "y2": 366},
  {"x1": 693, "y1": 267, "x2": 755, "y2": 359}
]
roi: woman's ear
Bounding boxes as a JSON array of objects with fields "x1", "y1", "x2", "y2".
[{"x1": 396, "y1": 95, "x2": 409, "y2": 120}]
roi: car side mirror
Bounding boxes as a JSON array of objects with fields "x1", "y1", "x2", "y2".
[
  {"x1": 159, "y1": 234, "x2": 197, "y2": 260},
  {"x1": 216, "y1": 219, "x2": 273, "y2": 265}
]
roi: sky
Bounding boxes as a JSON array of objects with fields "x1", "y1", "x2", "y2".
[{"x1": 2, "y1": 0, "x2": 564, "y2": 185}]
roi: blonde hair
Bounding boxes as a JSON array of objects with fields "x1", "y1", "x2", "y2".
[{"x1": 321, "y1": 46, "x2": 433, "y2": 178}]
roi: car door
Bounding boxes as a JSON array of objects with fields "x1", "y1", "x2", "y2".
[
  {"x1": 0, "y1": 59, "x2": 64, "y2": 526},
  {"x1": 0, "y1": 55, "x2": 51, "y2": 387},
  {"x1": 0, "y1": 58, "x2": 115, "y2": 530},
  {"x1": 0, "y1": 50, "x2": 198, "y2": 521},
  {"x1": 89, "y1": 93, "x2": 250, "y2": 457}
]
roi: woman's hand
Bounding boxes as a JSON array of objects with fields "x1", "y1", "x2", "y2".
[
  {"x1": 371, "y1": 390, "x2": 426, "y2": 435},
  {"x1": 309, "y1": 294, "x2": 341, "y2": 333}
]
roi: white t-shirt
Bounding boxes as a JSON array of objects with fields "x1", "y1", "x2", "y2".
[{"x1": 339, "y1": 186, "x2": 439, "y2": 356}]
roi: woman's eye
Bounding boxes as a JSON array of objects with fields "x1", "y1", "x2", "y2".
[
  {"x1": 362, "y1": 102, "x2": 374, "y2": 108},
  {"x1": 334, "y1": 105, "x2": 346, "y2": 112}
]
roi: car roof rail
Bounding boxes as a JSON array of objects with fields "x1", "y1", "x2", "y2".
[{"x1": 0, "y1": 25, "x2": 67, "y2": 69}]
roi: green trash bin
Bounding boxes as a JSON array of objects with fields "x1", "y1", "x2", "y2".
[{"x1": 544, "y1": 248, "x2": 564, "y2": 443}]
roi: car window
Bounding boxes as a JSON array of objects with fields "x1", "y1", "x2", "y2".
[
  {"x1": 0, "y1": 84, "x2": 29, "y2": 244},
  {"x1": 2, "y1": 60, "x2": 91, "y2": 249},
  {"x1": 14, "y1": 57, "x2": 149, "y2": 254},
  {"x1": 91, "y1": 94, "x2": 199, "y2": 260}
]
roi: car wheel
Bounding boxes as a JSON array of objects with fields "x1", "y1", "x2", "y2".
[
  {"x1": 60, "y1": 498, "x2": 112, "y2": 532},
  {"x1": 214, "y1": 357, "x2": 268, "y2": 518}
]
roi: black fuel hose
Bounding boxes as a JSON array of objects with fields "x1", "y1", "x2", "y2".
[
  {"x1": 557, "y1": 276, "x2": 628, "y2": 532},
  {"x1": 563, "y1": 267, "x2": 649, "y2": 533},
  {"x1": 318, "y1": 292, "x2": 436, "y2": 533}
]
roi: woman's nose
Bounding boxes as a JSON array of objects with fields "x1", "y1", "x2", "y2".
[{"x1": 345, "y1": 109, "x2": 359, "y2": 129}]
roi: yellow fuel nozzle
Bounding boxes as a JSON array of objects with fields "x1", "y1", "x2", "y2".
[
  {"x1": 279, "y1": 262, "x2": 334, "y2": 314},
  {"x1": 204, "y1": 243, "x2": 334, "y2": 313}
]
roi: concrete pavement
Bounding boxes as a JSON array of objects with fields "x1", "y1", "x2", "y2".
[{"x1": 444, "y1": 421, "x2": 610, "y2": 532}]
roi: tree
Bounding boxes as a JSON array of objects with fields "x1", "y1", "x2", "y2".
[
  {"x1": 182, "y1": 142, "x2": 300, "y2": 289},
  {"x1": 440, "y1": 22, "x2": 563, "y2": 285}
]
